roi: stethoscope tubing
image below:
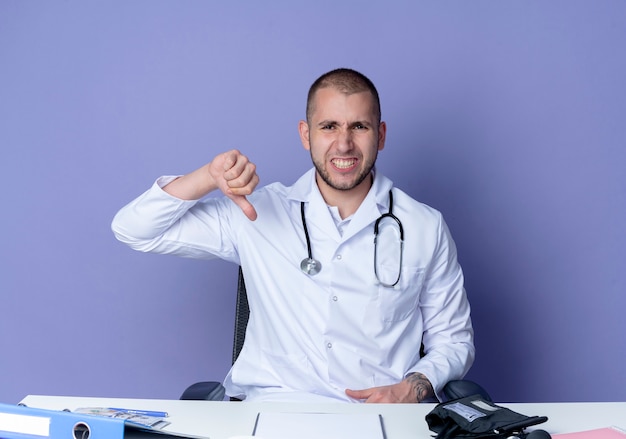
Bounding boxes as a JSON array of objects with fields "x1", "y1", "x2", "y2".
[
  {"x1": 300, "y1": 190, "x2": 404, "y2": 287},
  {"x1": 373, "y1": 190, "x2": 404, "y2": 287}
]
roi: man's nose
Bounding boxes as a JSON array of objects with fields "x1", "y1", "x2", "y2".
[{"x1": 336, "y1": 128, "x2": 354, "y2": 152}]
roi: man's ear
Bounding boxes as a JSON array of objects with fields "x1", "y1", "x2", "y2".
[
  {"x1": 298, "y1": 120, "x2": 311, "y2": 150},
  {"x1": 378, "y1": 121, "x2": 387, "y2": 151}
]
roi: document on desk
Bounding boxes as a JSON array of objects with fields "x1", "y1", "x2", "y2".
[{"x1": 252, "y1": 412, "x2": 385, "y2": 439}]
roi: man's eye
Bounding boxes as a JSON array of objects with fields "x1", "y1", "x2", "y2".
[
  {"x1": 354, "y1": 124, "x2": 367, "y2": 130},
  {"x1": 322, "y1": 125, "x2": 334, "y2": 130}
]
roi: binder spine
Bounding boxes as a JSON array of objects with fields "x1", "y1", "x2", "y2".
[{"x1": 0, "y1": 403, "x2": 125, "y2": 439}]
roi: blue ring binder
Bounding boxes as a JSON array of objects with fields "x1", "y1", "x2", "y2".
[{"x1": 0, "y1": 403, "x2": 125, "y2": 439}]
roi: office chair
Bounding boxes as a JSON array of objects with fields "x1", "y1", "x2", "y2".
[
  {"x1": 179, "y1": 267, "x2": 248, "y2": 402},
  {"x1": 180, "y1": 267, "x2": 491, "y2": 403}
]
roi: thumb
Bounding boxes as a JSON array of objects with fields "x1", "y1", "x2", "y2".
[
  {"x1": 229, "y1": 193, "x2": 258, "y2": 221},
  {"x1": 345, "y1": 388, "x2": 371, "y2": 401}
]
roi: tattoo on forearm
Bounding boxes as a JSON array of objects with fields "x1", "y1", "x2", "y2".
[{"x1": 406, "y1": 372, "x2": 434, "y2": 402}]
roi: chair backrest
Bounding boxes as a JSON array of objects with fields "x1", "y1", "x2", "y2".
[{"x1": 232, "y1": 266, "x2": 249, "y2": 364}]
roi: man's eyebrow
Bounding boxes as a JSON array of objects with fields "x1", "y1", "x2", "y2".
[
  {"x1": 347, "y1": 120, "x2": 373, "y2": 129},
  {"x1": 316, "y1": 119, "x2": 373, "y2": 127},
  {"x1": 316, "y1": 120, "x2": 339, "y2": 127}
]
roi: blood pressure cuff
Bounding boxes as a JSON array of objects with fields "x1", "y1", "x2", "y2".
[{"x1": 426, "y1": 395, "x2": 548, "y2": 439}]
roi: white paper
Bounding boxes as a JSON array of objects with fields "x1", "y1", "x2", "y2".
[{"x1": 253, "y1": 412, "x2": 385, "y2": 439}]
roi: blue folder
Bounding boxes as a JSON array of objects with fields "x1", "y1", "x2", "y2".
[{"x1": 0, "y1": 402, "x2": 125, "y2": 439}]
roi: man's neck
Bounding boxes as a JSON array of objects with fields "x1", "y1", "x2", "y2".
[{"x1": 316, "y1": 173, "x2": 373, "y2": 219}]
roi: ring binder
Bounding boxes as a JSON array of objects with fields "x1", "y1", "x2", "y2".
[{"x1": 0, "y1": 402, "x2": 125, "y2": 439}]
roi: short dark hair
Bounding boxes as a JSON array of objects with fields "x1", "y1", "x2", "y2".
[{"x1": 306, "y1": 68, "x2": 381, "y2": 123}]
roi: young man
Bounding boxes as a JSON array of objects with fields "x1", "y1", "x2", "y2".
[{"x1": 112, "y1": 68, "x2": 474, "y2": 403}]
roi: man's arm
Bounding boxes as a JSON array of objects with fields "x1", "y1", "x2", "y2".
[
  {"x1": 163, "y1": 149, "x2": 259, "y2": 220},
  {"x1": 345, "y1": 372, "x2": 434, "y2": 403},
  {"x1": 405, "y1": 216, "x2": 475, "y2": 399},
  {"x1": 112, "y1": 150, "x2": 260, "y2": 254}
]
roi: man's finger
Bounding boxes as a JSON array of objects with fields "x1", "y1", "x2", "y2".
[
  {"x1": 221, "y1": 150, "x2": 239, "y2": 171},
  {"x1": 231, "y1": 194, "x2": 258, "y2": 221},
  {"x1": 345, "y1": 388, "x2": 371, "y2": 401},
  {"x1": 226, "y1": 163, "x2": 257, "y2": 190}
]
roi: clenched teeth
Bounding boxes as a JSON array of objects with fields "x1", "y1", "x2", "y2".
[{"x1": 332, "y1": 158, "x2": 356, "y2": 169}]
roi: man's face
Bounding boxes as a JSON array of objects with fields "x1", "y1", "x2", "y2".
[{"x1": 299, "y1": 87, "x2": 386, "y2": 195}]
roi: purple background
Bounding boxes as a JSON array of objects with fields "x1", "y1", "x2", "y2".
[{"x1": 1, "y1": 1, "x2": 625, "y2": 404}]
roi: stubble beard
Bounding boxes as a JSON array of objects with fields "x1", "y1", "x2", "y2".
[{"x1": 311, "y1": 149, "x2": 378, "y2": 192}]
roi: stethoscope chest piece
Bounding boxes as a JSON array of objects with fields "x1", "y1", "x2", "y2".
[
  {"x1": 300, "y1": 257, "x2": 322, "y2": 276},
  {"x1": 300, "y1": 202, "x2": 322, "y2": 276}
]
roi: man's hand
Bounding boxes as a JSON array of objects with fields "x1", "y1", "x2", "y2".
[
  {"x1": 208, "y1": 150, "x2": 259, "y2": 221},
  {"x1": 164, "y1": 149, "x2": 259, "y2": 221},
  {"x1": 345, "y1": 372, "x2": 434, "y2": 403}
]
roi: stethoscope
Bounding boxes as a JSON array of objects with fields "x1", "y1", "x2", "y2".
[{"x1": 300, "y1": 190, "x2": 404, "y2": 287}]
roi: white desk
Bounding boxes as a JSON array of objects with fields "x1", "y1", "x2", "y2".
[{"x1": 19, "y1": 395, "x2": 626, "y2": 439}]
